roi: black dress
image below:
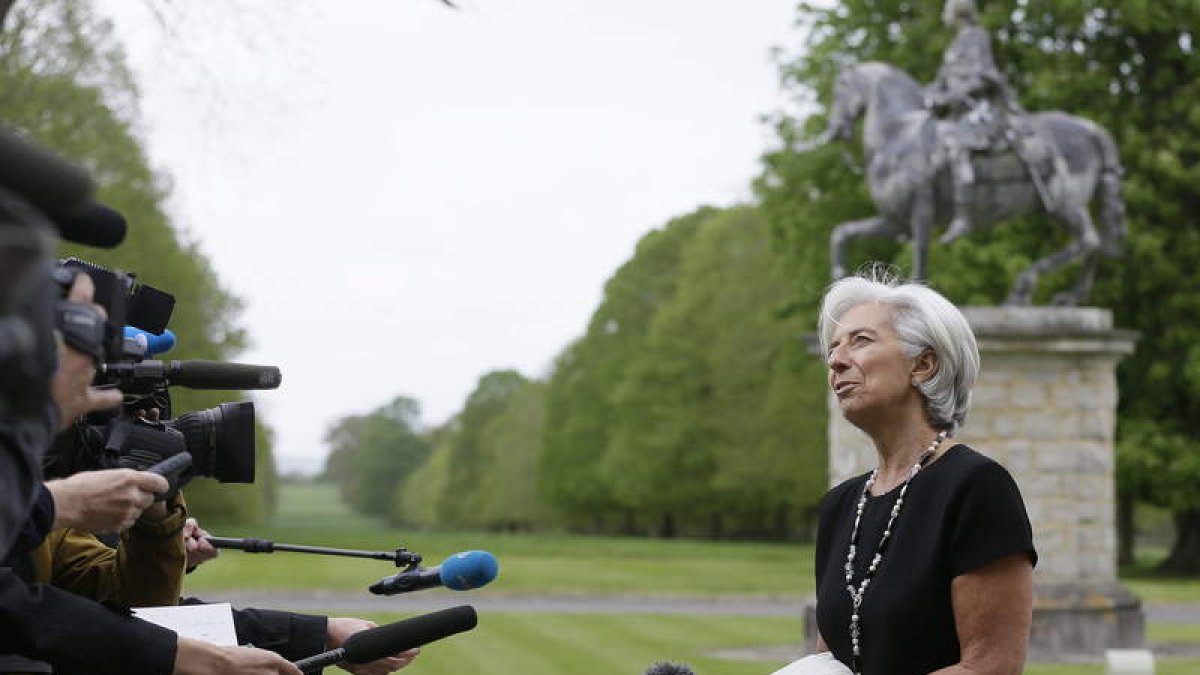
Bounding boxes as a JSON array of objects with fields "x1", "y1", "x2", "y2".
[{"x1": 814, "y1": 445, "x2": 1037, "y2": 675}]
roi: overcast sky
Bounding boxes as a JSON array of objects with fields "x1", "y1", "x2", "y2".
[{"x1": 95, "y1": 0, "x2": 803, "y2": 475}]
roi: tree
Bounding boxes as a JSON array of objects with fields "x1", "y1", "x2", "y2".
[
  {"x1": 0, "y1": 0, "x2": 278, "y2": 522},
  {"x1": 540, "y1": 206, "x2": 829, "y2": 539},
  {"x1": 433, "y1": 370, "x2": 528, "y2": 526},
  {"x1": 658, "y1": 207, "x2": 827, "y2": 539},
  {"x1": 472, "y1": 380, "x2": 556, "y2": 531},
  {"x1": 394, "y1": 421, "x2": 455, "y2": 528},
  {"x1": 323, "y1": 396, "x2": 430, "y2": 520},
  {"x1": 539, "y1": 208, "x2": 711, "y2": 532},
  {"x1": 758, "y1": 0, "x2": 1200, "y2": 570}
]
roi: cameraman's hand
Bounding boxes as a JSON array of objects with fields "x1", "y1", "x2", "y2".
[
  {"x1": 173, "y1": 638, "x2": 302, "y2": 675},
  {"x1": 51, "y1": 273, "x2": 122, "y2": 430},
  {"x1": 183, "y1": 517, "x2": 219, "y2": 568},
  {"x1": 327, "y1": 618, "x2": 419, "y2": 674},
  {"x1": 45, "y1": 468, "x2": 168, "y2": 533}
]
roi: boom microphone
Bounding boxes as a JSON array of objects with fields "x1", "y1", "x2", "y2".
[
  {"x1": 101, "y1": 359, "x2": 282, "y2": 390},
  {"x1": 51, "y1": 201, "x2": 127, "y2": 248},
  {"x1": 369, "y1": 550, "x2": 499, "y2": 595},
  {"x1": 293, "y1": 605, "x2": 478, "y2": 673},
  {"x1": 0, "y1": 127, "x2": 93, "y2": 221}
]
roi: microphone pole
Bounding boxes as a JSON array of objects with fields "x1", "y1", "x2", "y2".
[{"x1": 205, "y1": 536, "x2": 423, "y2": 568}]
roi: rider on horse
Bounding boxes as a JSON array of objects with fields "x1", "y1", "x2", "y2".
[{"x1": 925, "y1": 0, "x2": 1056, "y2": 243}]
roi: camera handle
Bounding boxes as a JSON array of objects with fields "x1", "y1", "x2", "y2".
[
  {"x1": 204, "y1": 536, "x2": 423, "y2": 569},
  {"x1": 144, "y1": 451, "x2": 193, "y2": 501}
]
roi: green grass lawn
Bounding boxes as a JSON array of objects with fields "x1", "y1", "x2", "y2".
[
  {"x1": 188, "y1": 483, "x2": 1200, "y2": 606},
  {"x1": 343, "y1": 611, "x2": 800, "y2": 675},
  {"x1": 1121, "y1": 549, "x2": 1200, "y2": 606},
  {"x1": 183, "y1": 483, "x2": 1200, "y2": 673},
  {"x1": 185, "y1": 482, "x2": 809, "y2": 597}
]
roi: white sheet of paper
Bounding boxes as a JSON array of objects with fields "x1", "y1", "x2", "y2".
[{"x1": 133, "y1": 602, "x2": 238, "y2": 646}]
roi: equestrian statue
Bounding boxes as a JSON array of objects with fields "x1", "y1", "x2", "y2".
[{"x1": 801, "y1": 0, "x2": 1125, "y2": 306}]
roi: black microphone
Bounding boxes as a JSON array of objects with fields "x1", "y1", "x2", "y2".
[
  {"x1": 0, "y1": 126, "x2": 94, "y2": 220},
  {"x1": 645, "y1": 663, "x2": 696, "y2": 675},
  {"x1": 293, "y1": 605, "x2": 478, "y2": 673},
  {"x1": 50, "y1": 201, "x2": 127, "y2": 248},
  {"x1": 100, "y1": 359, "x2": 282, "y2": 390}
]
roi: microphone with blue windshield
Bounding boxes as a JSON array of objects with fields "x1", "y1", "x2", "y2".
[
  {"x1": 123, "y1": 326, "x2": 177, "y2": 356},
  {"x1": 369, "y1": 550, "x2": 499, "y2": 595}
]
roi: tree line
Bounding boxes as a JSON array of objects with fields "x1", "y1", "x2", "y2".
[{"x1": 324, "y1": 206, "x2": 831, "y2": 540}]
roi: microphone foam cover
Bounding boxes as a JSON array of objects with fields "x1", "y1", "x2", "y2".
[
  {"x1": 53, "y1": 202, "x2": 127, "y2": 248},
  {"x1": 344, "y1": 605, "x2": 477, "y2": 663},
  {"x1": 439, "y1": 550, "x2": 499, "y2": 590},
  {"x1": 124, "y1": 327, "x2": 176, "y2": 355},
  {"x1": 0, "y1": 127, "x2": 94, "y2": 217}
]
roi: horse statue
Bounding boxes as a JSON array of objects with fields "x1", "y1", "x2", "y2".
[{"x1": 803, "y1": 62, "x2": 1125, "y2": 305}]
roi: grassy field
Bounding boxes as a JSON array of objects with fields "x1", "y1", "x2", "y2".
[
  {"x1": 187, "y1": 482, "x2": 1200, "y2": 604},
  {"x1": 184, "y1": 482, "x2": 809, "y2": 597},
  {"x1": 348, "y1": 611, "x2": 802, "y2": 674},
  {"x1": 182, "y1": 482, "x2": 1200, "y2": 674}
]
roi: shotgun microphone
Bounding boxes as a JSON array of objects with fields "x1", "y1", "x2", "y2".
[
  {"x1": 292, "y1": 605, "x2": 478, "y2": 673},
  {"x1": 100, "y1": 359, "x2": 282, "y2": 390}
]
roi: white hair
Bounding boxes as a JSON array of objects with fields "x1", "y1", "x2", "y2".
[{"x1": 818, "y1": 269, "x2": 980, "y2": 434}]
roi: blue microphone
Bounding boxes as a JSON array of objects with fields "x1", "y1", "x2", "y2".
[
  {"x1": 123, "y1": 326, "x2": 176, "y2": 355},
  {"x1": 369, "y1": 551, "x2": 499, "y2": 595}
]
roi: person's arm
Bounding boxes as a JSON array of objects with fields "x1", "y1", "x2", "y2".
[
  {"x1": 45, "y1": 468, "x2": 168, "y2": 533},
  {"x1": 173, "y1": 637, "x2": 302, "y2": 675},
  {"x1": 927, "y1": 553, "x2": 1033, "y2": 675},
  {"x1": 0, "y1": 568, "x2": 178, "y2": 675},
  {"x1": 44, "y1": 493, "x2": 187, "y2": 607}
]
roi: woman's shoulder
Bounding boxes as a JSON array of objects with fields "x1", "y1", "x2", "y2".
[
  {"x1": 938, "y1": 444, "x2": 1014, "y2": 479},
  {"x1": 934, "y1": 444, "x2": 1026, "y2": 500},
  {"x1": 820, "y1": 471, "x2": 871, "y2": 515}
]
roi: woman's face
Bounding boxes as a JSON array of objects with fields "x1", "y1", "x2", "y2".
[{"x1": 826, "y1": 301, "x2": 919, "y2": 426}]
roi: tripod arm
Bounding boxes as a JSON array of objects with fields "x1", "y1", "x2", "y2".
[{"x1": 205, "y1": 537, "x2": 423, "y2": 567}]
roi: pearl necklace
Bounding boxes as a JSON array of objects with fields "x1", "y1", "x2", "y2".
[{"x1": 844, "y1": 430, "x2": 947, "y2": 673}]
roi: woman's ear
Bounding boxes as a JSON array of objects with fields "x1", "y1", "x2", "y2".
[{"x1": 912, "y1": 348, "x2": 939, "y2": 385}]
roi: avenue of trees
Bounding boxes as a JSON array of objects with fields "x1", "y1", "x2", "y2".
[
  {"x1": 1, "y1": 0, "x2": 279, "y2": 522},
  {"x1": 325, "y1": 206, "x2": 830, "y2": 540},
  {"x1": 325, "y1": 1, "x2": 1200, "y2": 572}
]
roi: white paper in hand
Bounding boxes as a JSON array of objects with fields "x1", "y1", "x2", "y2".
[
  {"x1": 770, "y1": 651, "x2": 854, "y2": 675},
  {"x1": 132, "y1": 602, "x2": 238, "y2": 646}
]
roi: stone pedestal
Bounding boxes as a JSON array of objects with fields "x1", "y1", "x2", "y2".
[{"x1": 812, "y1": 307, "x2": 1142, "y2": 661}]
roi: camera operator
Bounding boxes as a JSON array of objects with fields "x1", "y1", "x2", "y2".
[
  {"x1": 1, "y1": 131, "x2": 306, "y2": 673},
  {"x1": 1, "y1": 272, "x2": 303, "y2": 675}
]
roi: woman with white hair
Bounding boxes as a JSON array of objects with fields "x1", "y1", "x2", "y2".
[{"x1": 809, "y1": 271, "x2": 1036, "y2": 674}]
